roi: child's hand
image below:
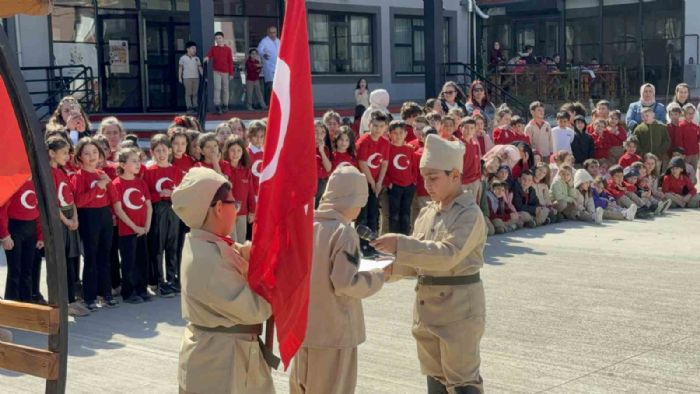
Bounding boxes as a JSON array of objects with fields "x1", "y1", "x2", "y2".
[
  {"x1": 70, "y1": 219, "x2": 79, "y2": 231},
  {"x1": 160, "y1": 189, "x2": 173, "y2": 198},
  {"x1": 36, "y1": 241, "x2": 44, "y2": 250},
  {"x1": 382, "y1": 264, "x2": 393, "y2": 281},
  {"x1": 374, "y1": 184, "x2": 383, "y2": 196},
  {"x1": 97, "y1": 179, "x2": 109, "y2": 189},
  {"x1": 236, "y1": 241, "x2": 252, "y2": 261},
  {"x1": 247, "y1": 213, "x2": 255, "y2": 223},
  {"x1": 2, "y1": 237, "x2": 14, "y2": 251},
  {"x1": 133, "y1": 226, "x2": 147, "y2": 236}
]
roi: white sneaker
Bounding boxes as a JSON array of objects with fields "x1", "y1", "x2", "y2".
[
  {"x1": 625, "y1": 204, "x2": 637, "y2": 220},
  {"x1": 595, "y1": 207, "x2": 604, "y2": 224}
]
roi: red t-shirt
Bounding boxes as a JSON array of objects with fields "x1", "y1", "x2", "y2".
[
  {"x1": 52, "y1": 167, "x2": 75, "y2": 208},
  {"x1": 609, "y1": 125, "x2": 627, "y2": 146},
  {"x1": 248, "y1": 146, "x2": 265, "y2": 195},
  {"x1": 331, "y1": 151, "x2": 358, "y2": 171},
  {"x1": 673, "y1": 120, "x2": 700, "y2": 156},
  {"x1": 385, "y1": 144, "x2": 415, "y2": 187},
  {"x1": 356, "y1": 133, "x2": 390, "y2": 181},
  {"x1": 462, "y1": 139, "x2": 482, "y2": 184},
  {"x1": 493, "y1": 127, "x2": 517, "y2": 145},
  {"x1": 206, "y1": 45, "x2": 234, "y2": 74},
  {"x1": 662, "y1": 174, "x2": 697, "y2": 196},
  {"x1": 71, "y1": 169, "x2": 118, "y2": 209},
  {"x1": 414, "y1": 147, "x2": 429, "y2": 197},
  {"x1": 230, "y1": 165, "x2": 256, "y2": 216},
  {"x1": 512, "y1": 133, "x2": 531, "y2": 144},
  {"x1": 404, "y1": 124, "x2": 417, "y2": 143},
  {"x1": 316, "y1": 146, "x2": 331, "y2": 180},
  {"x1": 143, "y1": 164, "x2": 183, "y2": 204},
  {"x1": 618, "y1": 152, "x2": 642, "y2": 168},
  {"x1": 605, "y1": 178, "x2": 627, "y2": 199},
  {"x1": 407, "y1": 139, "x2": 423, "y2": 150},
  {"x1": 0, "y1": 180, "x2": 42, "y2": 240},
  {"x1": 172, "y1": 154, "x2": 196, "y2": 178},
  {"x1": 195, "y1": 160, "x2": 233, "y2": 180},
  {"x1": 112, "y1": 177, "x2": 151, "y2": 236},
  {"x1": 592, "y1": 130, "x2": 615, "y2": 159},
  {"x1": 64, "y1": 158, "x2": 78, "y2": 176},
  {"x1": 245, "y1": 57, "x2": 262, "y2": 82}
]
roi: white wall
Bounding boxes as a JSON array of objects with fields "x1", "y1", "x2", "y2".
[
  {"x1": 310, "y1": 0, "x2": 470, "y2": 108},
  {"x1": 684, "y1": 0, "x2": 700, "y2": 65}
]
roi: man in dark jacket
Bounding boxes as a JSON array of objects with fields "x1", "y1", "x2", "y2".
[
  {"x1": 512, "y1": 170, "x2": 550, "y2": 226},
  {"x1": 571, "y1": 115, "x2": 595, "y2": 165}
]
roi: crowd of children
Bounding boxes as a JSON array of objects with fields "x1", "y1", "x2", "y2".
[{"x1": 3, "y1": 82, "x2": 700, "y2": 314}]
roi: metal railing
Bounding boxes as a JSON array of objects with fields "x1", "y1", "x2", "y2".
[{"x1": 20, "y1": 65, "x2": 97, "y2": 120}]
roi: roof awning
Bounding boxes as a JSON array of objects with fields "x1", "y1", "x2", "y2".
[{"x1": 0, "y1": 0, "x2": 52, "y2": 18}]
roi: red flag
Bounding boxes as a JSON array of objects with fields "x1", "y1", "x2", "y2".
[
  {"x1": 248, "y1": 0, "x2": 316, "y2": 368},
  {"x1": 0, "y1": 74, "x2": 31, "y2": 206}
]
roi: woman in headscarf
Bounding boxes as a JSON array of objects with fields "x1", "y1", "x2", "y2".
[{"x1": 625, "y1": 83, "x2": 666, "y2": 130}]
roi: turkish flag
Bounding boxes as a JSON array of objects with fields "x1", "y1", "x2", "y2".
[
  {"x1": 248, "y1": 0, "x2": 317, "y2": 368},
  {"x1": 0, "y1": 74, "x2": 31, "y2": 206}
]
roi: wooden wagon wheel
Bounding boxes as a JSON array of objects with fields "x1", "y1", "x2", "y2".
[{"x1": 0, "y1": 28, "x2": 69, "y2": 394}]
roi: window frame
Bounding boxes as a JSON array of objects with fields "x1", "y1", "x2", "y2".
[{"x1": 307, "y1": 10, "x2": 375, "y2": 75}]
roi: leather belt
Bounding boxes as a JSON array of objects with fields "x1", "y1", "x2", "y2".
[
  {"x1": 417, "y1": 272, "x2": 480, "y2": 286},
  {"x1": 190, "y1": 323, "x2": 280, "y2": 369}
]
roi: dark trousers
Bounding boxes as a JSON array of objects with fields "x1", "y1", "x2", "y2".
[
  {"x1": 4, "y1": 219, "x2": 37, "y2": 301},
  {"x1": 314, "y1": 178, "x2": 328, "y2": 208},
  {"x1": 264, "y1": 81, "x2": 273, "y2": 103},
  {"x1": 357, "y1": 183, "x2": 380, "y2": 254},
  {"x1": 388, "y1": 184, "x2": 416, "y2": 235},
  {"x1": 77, "y1": 207, "x2": 113, "y2": 304},
  {"x1": 119, "y1": 234, "x2": 148, "y2": 299},
  {"x1": 62, "y1": 232, "x2": 77, "y2": 304},
  {"x1": 176, "y1": 219, "x2": 189, "y2": 284},
  {"x1": 32, "y1": 248, "x2": 44, "y2": 299},
  {"x1": 149, "y1": 201, "x2": 179, "y2": 286},
  {"x1": 110, "y1": 225, "x2": 120, "y2": 290}
]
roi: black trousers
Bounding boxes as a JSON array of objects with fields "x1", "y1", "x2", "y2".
[
  {"x1": 176, "y1": 219, "x2": 189, "y2": 284},
  {"x1": 77, "y1": 207, "x2": 113, "y2": 304},
  {"x1": 4, "y1": 219, "x2": 37, "y2": 302},
  {"x1": 110, "y1": 225, "x2": 120, "y2": 290},
  {"x1": 32, "y1": 248, "x2": 44, "y2": 299},
  {"x1": 314, "y1": 177, "x2": 328, "y2": 208},
  {"x1": 119, "y1": 234, "x2": 148, "y2": 299},
  {"x1": 357, "y1": 183, "x2": 380, "y2": 253},
  {"x1": 148, "y1": 201, "x2": 179, "y2": 286},
  {"x1": 62, "y1": 228, "x2": 77, "y2": 303},
  {"x1": 388, "y1": 184, "x2": 416, "y2": 235}
]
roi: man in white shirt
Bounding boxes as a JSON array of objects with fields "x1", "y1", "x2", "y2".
[
  {"x1": 178, "y1": 41, "x2": 203, "y2": 113},
  {"x1": 256, "y1": 26, "x2": 280, "y2": 102},
  {"x1": 551, "y1": 111, "x2": 575, "y2": 154}
]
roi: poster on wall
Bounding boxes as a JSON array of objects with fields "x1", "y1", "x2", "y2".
[{"x1": 108, "y1": 40, "x2": 129, "y2": 74}]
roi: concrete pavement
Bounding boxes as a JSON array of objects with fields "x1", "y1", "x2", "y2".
[{"x1": 1, "y1": 209, "x2": 699, "y2": 393}]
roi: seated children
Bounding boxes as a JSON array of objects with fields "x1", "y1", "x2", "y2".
[
  {"x1": 661, "y1": 157, "x2": 700, "y2": 208},
  {"x1": 623, "y1": 167, "x2": 659, "y2": 214},
  {"x1": 487, "y1": 180, "x2": 521, "y2": 233},
  {"x1": 533, "y1": 162, "x2": 558, "y2": 222},
  {"x1": 592, "y1": 176, "x2": 636, "y2": 220},
  {"x1": 550, "y1": 165, "x2": 578, "y2": 220},
  {"x1": 670, "y1": 147, "x2": 698, "y2": 185},
  {"x1": 618, "y1": 137, "x2": 642, "y2": 168},
  {"x1": 583, "y1": 158, "x2": 601, "y2": 178},
  {"x1": 573, "y1": 169, "x2": 603, "y2": 223},
  {"x1": 512, "y1": 170, "x2": 549, "y2": 227}
]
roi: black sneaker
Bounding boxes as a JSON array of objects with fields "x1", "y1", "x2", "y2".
[
  {"x1": 86, "y1": 303, "x2": 98, "y2": 312},
  {"x1": 124, "y1": 295, "x2": 143, "y2": 304},
  {"x1": 159, "y1": 284, "x2": 175, "y2": 298},
  {"x1": 169, "y1": 282, "x2": 181, "y2": 294},
  {"x1": 102, "y1": 297, "x2": 119, "y2": 308},
  {"x1": 138, "y1": 292, "x2": 152, "y2": 302},
  {"x1": 32, "y1": 294, "x2": 48, "y2": 305}
]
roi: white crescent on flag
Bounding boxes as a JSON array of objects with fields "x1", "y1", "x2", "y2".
[
  {"x1": 393, "y1": 154, "x2": 409, "y2": 170},
  {"x1": 260, "y1": 59, "x2": 291, "y2": 184},
  {"x1": 20, "y1": 189, "x2": 36, "y2": 209}
]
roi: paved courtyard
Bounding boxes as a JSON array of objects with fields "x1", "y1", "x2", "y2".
[{"x1": 1, "y1": 210, "x2": 699, "y2": 393}]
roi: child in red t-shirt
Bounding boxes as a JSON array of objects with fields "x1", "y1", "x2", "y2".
[
  {"x1": 662, "y1": 157, "x2": 700, "y2": 208},
  {"x1": 590, "y1": 118, "x2": 615, "y2": 160},
  {"x1": 144, "y1": 134, "x2": 183, "y2": 296},
  {"x1": 356, "y1": 110, "x2": 390, "y2": 256},
  {"x1": 224, "y1": 137, "x2": 256, "y2": 242},
  {"x1": 170, "y1": 129, "x2": 196, "y2": 177},
  {"x1": 385, "y1": 120, "x2": 416, "y2": 235},
  {"x1": 314, "y1": 121, "x2": 333, "y2": 208},
  {"x1": 460, "y1": 117, "x2": 483, "y2": 202},
  {"x1": 245, "y1": 48, "x2": 267, "y2": 111},
  {"x1": 492, "y1": 106, "x2": 517, "y2": 145},
  {"x1": 510, "y1": 116, "x2": 530, "y2": 144},
  {"x1": 247, "y1": 121, "x2": 266, "y2": 199},
  {"x1": 607, "y1": 110, "x2": 627, "y2": 162},
  {"x1": 618, "y1": 138, "x2": 642, "y2": 168},
  {"x1": 400, "y1": 101, "x2": 423, "y2": 143},
  {"x1": 195, "y1": 132, "x2": 232, "y2": 180},
  {"x1": 112, "y1": 147, "x2": 152, "y2": 304},
  {"x1": 331, "y1": 126, "x2": 358, "y2": 171},
  {"x1": 71, "y1": 138, "x2": 120, "y2": 310}
]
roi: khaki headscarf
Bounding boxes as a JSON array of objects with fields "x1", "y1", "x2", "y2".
[
  {"x1": 318, "y1": 166, "x2": 368, "y2": 211},
  {"x1": 172, "y1": 167, "x2": 229, "y2": 229}
]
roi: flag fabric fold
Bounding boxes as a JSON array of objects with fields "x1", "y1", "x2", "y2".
[
  {"x1": 0, "y1": 74, "x2": 31, "y2": 206},
  {"x1": 248, "y1": 0, "x2": 317, "y2": 368}
]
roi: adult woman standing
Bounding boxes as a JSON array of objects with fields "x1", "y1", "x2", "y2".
[
  {"x1": 625, "y1": 83, "x2": 666, "y2": 129},
  {"x1": 438, "y1": 81, "x2": 467, "y2": 114},
  {"x1": 666, "y1": 83, "x2": 699, "y2": 124},
  {"x1": 489, "y1": 41, "x2": 505, "y2": 72},
  {"x1": 465, "y1": 80, "x2": 496, "y2": 126},
  {"x1": 354, "y1": 78, "x2": 370, "y2": 108}
]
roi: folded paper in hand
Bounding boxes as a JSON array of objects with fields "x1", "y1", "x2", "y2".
[{"x1": 359, "y1": 258, "x2": 393, "y2": 272}]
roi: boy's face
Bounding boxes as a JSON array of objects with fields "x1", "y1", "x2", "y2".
[
  {"x1": 389, "y1": 127, "x2": 407, "y2": 145},
  {"x1": 625, "y1": 143, "x2": 637, "y2": 154},
  {"x1": 369, "y1": 120, "x2": 388, "y2": 139},
  {"x1": 420, "y1": 168, "x2": 461, "y2": 202},
  {"x1": 215, "y1": 35, "x2": 224, "y2": 45},
  {"x1": 597, "y1": 105, "x2": 610, "y2": 119},
  {"x1": 249, "y1": 131, "x2": 265, "y2": 147},
  {"x1": 642, "y1": 111, "x2": 655, "y2": 124},
  {"x1": 532, "y1": 107, "x2": 544, "y2": 119},
  {"x1": 492, "y1": 185, "x2": 506, "y2": 198},
  {"x1": 151, "y1": 144, "x2": 170, "y2": 164},
  {"x1": 587, "y1": 163, "x2": 600, "y2": 177},
  {"x1": 670, "y1": 111, "x2": 681, "y2": 122},
  {"x1": 557, "y1": 118, "x2": 569, "y2": 128},
  {"x1": 519, "y1": 174, "x2": 533, "y2": 189},
  {"x1": 612, "y1": 172, "x2": 624, "y2": 184},
  {"x1": 187, "y1": 46, "x2": 197, "y2": 56},
  {"x1": 594, "y1": 122, "x2": 606, "y2": 133},
  {"x1": 625, "y1": 175, "x2": 638, "y2": 184},
  {"x1": 208, "y1": 188, "x2": 238, "y2": 234},
  {"x1": 442, "y1": 120, "x2": 455, "y2": 134},
  {"x1": 461, "y1": 124, "x2": 476, "y2": 139}
]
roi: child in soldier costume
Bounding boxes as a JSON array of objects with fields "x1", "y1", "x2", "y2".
[
  {"x1": 373, "y1": 134, "x2": 487, "y2": 394},
  {"x1": 289, "y1": 165, "x2": 386, "y2": 394},
  {"x1": 172, "y1": 167, "x2": 276, "y2": 394}
]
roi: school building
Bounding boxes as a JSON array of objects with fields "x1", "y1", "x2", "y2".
[
  {"x1": 475, "y1": 0, "x2": 700, "y2": 105},
  {"x1": 1, "y1": 0, "x2": 475, "y2": 119}
]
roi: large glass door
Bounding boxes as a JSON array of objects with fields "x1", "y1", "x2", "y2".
[
  {"x1": 144, "y1": 19, "x2": 189, "y2": 111},
  {"x1": 98, "y1": 14, "x2": 142, "y2": 112}
]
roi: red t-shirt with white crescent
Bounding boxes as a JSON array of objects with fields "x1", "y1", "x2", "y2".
[
  {"x1": 52, "y1": 167, "x2": 75, "y2": 208},
  {"x1": 143, "y1": 164, "x2": 183, "y2": 203},
  {"x1": 248, "y1": 146, "x2": 264, "y2": 196},
  {"x1": 316, "y1": 146, "x2": 331, "y2": 179},
  {"x1": 171, "y1": 154, "x2": 196, "y2": 178},
  {"x1": 194, "y1": 160, "x2": 233, "y2": 180},
  {"x1": 386, "y1": 144, "x2": 416, "y2": 187},
  {"x1": 71, "y1": 169, "x2": 118, "y2": 209},
  {"x1": 356, "y1": 133, "x2": 390, "y2": 181},
  {"x1": 112, "y1": 177, "x2": 151, "y2": 236},
  {"x1": 462, "y1": 139, "x2": 482, "y2": 185},
  {"x1": 230, "y1": 165, "x2": 256, "y2": 216},
  {"x1": 0, "y1": 180, "x2": 42, "y2": 240},
  {"x1": 331, "y1": 151, "x2": 358, "y2": 171}
]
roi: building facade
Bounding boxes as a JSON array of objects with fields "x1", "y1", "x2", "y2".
[{"x1": 1, "y1": 0, "x2": 472, "y2": 115}]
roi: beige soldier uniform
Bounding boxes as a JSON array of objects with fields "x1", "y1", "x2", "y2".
[
  {"x1": 392, "y1": 135, "x2": 487, "y2": 394},
  {"x1": 290, "y1": 166, "x2": 385, "y2": 394},
  {"x1": 172, "y1": 168, "x2": 275, "y2": 394}
]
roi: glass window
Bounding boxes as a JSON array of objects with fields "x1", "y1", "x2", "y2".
[
  {"x1": 246, "y1": 0, "x2": 280, "y2": 17},
  {"x1": 96, "y1": 0, "x2": 136, "y2": 8},
  {"x1": 175, "y1": 0, "x2": 189, "y2": 11},
  {"x1": 566, "y1": 17, "x2": 599, "y2": 64},
  {"x1": 393, "y1": 16, "x2": 450, "y2": 74},
  {"x1": 214, "y1": 0, "x2": 244, "y2": 16},
  {"x1": 141, "y1": 0, "x2": 172, "y2": 10},
  {"x1": 307, "y1": 11, "x2": 373, "y2": 74},
  {"x1": 52, "y1": 6, "x2": 97, "y2": 43}
]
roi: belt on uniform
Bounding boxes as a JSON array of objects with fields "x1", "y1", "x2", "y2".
[
  {"x1": 190, "y1": 323, "x2": 280, "y2": 369},
  {"x1": 417, "y1": 272, "x2": 480, "y2": 286}
]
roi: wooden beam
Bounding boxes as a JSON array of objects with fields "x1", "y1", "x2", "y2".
[
  {"x1": 0, "y1": 300, "x2": 59, "y2": 335},
  {"x1": 0, "y1": 342, "x2": 58, "y2": 380}
]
